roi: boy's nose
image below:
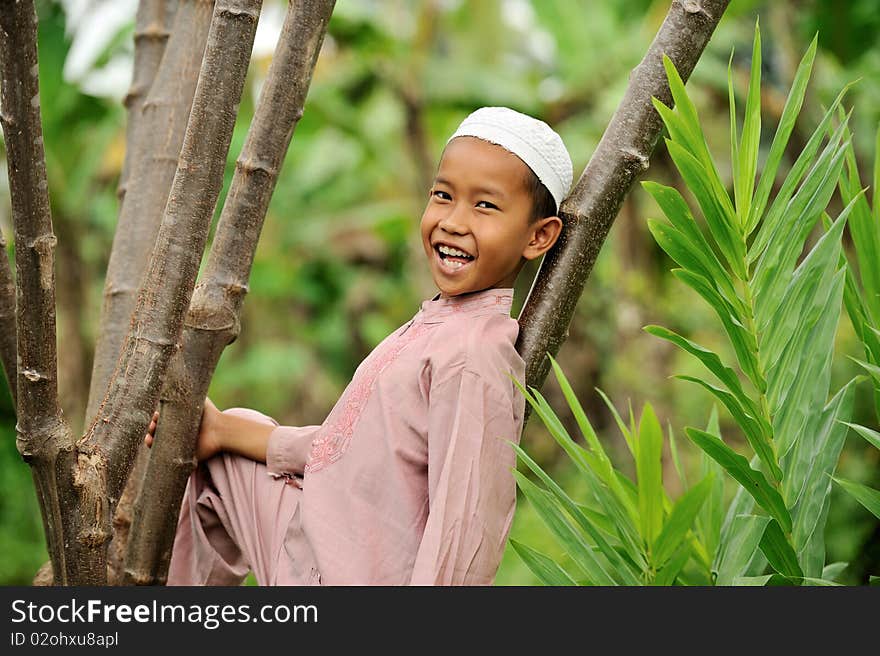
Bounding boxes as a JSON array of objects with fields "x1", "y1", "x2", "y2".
[{"x1": 438, "y1": 203, "x2": 469, "y2": 234}]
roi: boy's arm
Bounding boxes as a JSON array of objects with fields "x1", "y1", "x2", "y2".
[
  {"x1": 213, "y1": 407, "x2": 322, "y2": 476},
  {"x1": 408, "y1": 362, "x2": 524, "y2": 586}
]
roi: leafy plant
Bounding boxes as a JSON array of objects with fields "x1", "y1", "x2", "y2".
[
  {"x1": 512, "y1": 22, "x2": 871, "y2": 586},
  {"x1": 644, "y1": 21, "x2": 860, "y2": 583},
  {"x1": 509, "y1": 354, "x2": 719, "y2": 585},
  {"x1": 832, "y1": 122, "x2": 880, "y2": 538}
]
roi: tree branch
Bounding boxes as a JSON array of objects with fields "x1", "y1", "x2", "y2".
[
  {"x1": 516, "y1": 0, "x2": 731, "y2": 422},
  {"x1": 0, "y1": 227, "x2": 16, "y2": 405},
  {"x1": 124, "y1": 0, "x2": 336, "y2": 586},
  {"x1": 85, "y1": 0, "x2": 214, "y2": 425},
  {"x1": 117, "y1": 0, "x2": 179, "y2": 207},
  {"x1": 103, "y1": 0, "x2": 181, "y2": 585},
  {"x1": 0, "y1": 0, "x2": 77, "y2": 583},
  {"x1": 63, "y1": 0, "x2": 264, "y2": 585}
]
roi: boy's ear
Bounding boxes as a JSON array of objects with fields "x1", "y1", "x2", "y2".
[{"x1": 522, "y1": 216, "x2": 563, "y2": 261}]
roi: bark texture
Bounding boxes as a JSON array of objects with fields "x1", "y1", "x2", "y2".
[
  {"x1": 86, "y1": 0, "x2": 214, "y2": 425},
  {"x1": 0, "y1": 227, "x2": 15, "y2": 404},
  {"x1": 52, "y1": 0, "x2": 262, "y2": 584},
  {"x1": 124, "y1": 0, "x2": 336, "y2": 586},
  {"x1": 104, "y1": 0, "x2": 182, "y2": 585},
  {"x1": 117, "y1": 0, "x2": 179, "y2": 206},
  {"x1": 0, "y1": 0, "x2": 76, "y2": 582},
  {"x1": 515, "y1": 0, "x2": 731, "y2": 421}
]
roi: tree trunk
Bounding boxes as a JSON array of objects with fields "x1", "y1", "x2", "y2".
[
  {"x1": 0, "y1": 226, "x2": 15, "y2": 405},
  {"x1": 118, "y1": 0, "x2": 179, "y2": 207},
  {"x1": 516, "y1": 0, "x2": 731, "y2": 422},
  {"x1": 85, "y1": 0, "x2": 214, "y2": 427},
  {"x1": 0, "y1": 0, "x2": 75, "y2": 583},
  {"x1": 104, "y1": 0, "x2": 186, "y2": 586},
  {"x1": 123, "y1": 0, "x2": 335, "y2": 586}
]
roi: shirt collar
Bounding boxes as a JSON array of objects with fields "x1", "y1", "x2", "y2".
[{"x1": 416, "y1": 287, "x2": 514, "y2": 324}]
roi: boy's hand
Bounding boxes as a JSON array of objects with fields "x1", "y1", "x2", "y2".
[{"x1": 143, "y1": 397, "x2": 225, "y2": 462}]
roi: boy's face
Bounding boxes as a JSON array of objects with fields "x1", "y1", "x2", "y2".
[{"x1": 420, "y1": 136, "x2": 560, "y2": 298}]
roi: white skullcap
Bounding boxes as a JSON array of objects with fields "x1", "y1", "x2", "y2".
[{"x1": 446, "y1": 106, "x2": 573, "y2": 211}]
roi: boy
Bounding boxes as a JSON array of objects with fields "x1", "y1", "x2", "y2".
[{"x1": 149, "y1": 106, "x2": 572, "y2": 585}]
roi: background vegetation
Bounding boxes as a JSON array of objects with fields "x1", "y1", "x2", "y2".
[{"x1": 1, "y1": 0, "x2": 877, "y2": 585}]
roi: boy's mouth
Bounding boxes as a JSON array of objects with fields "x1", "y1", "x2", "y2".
[{"x1": 434, "y1": 243, "x2": 475, "y2": 274}]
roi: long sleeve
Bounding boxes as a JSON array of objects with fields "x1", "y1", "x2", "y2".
[
  {"x1": 408, "y1": 363, "x2": 524, "y2": 585},
  {"x1": 266, "y1": 424, "x2": 323, "y2": 477}
]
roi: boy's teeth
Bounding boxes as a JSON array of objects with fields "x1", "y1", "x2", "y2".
[{"x1": 438, "y1": 244, "x2": 472, "y2": 258}]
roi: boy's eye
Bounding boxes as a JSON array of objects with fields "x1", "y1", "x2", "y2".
[
  {"x1": 431, "y1": 190, "x2": 451, "y2": 201},
  {"x1": 476, "y1": 200, "x2": 499, "y2": 210}
]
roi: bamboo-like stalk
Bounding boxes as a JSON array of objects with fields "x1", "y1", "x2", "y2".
[
  {"x1": 124, "y1": 0, "x2": 336, "y2": 586},
  {"x1": 62, "y1": 0, "x2": 265, "y2": 585},
  {"x1": 85, "y1": 0, "x2": 214, "y2": 425},
  {"x1": 516, "y1": 0, "x2": 731, "y2": 422},
  {"x1": 117, "y1": 0, "x2": 179, "y2": 207},
  {"x1": 0, "y1": 0, "x2": 77, "y2": 583},
  {"x1": 0, "y1": 228, "x2": 16, "y2": 405},
  {"x1": 104, "y1": 0, "x2": 180, "y2": 585}
]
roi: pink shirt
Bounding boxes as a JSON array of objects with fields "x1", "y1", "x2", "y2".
[{"x1": 265, "y1": 286, "x2": 526, "y2": 585}]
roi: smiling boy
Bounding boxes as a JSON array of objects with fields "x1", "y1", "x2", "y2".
[{"x1": 157, "y1": 107, "x2": 573, "y2": 585}]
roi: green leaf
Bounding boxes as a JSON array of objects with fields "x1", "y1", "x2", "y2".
[
  {"x1": 642, "y1": 181, "x2": 742, "y2": 311},
  {"x1": 637, "y1": 403, "x2": 664, "y2": 546},
  {"x1": 759, "y1": 519, "x2": 803, "y2": 580},
  {"x1": 698, "y1": 407, "x2": 725, "y2": 561},
  {"x1": 735, "y1": 19, "x2": 761, "y2": 229},
  {"x1": 747, "y1": 34, "x2": 817, "y2": 233},
  {"x1": 785, "y1": 378, "x2": 857, "y2": 578},
  {"x1": 526, "y1": 379, "x2": 640, "y2": 524},
  {"x1": 653, "y1": 542, "x2": 692, "y2": 586},
  {"x1": 849, "y1": 357, "x2": 880, "y2": 388},
  {"x1": 841, "y1": 421, "x2": 880, "y2": 451},
  {"x1": 547, "y1": 354, "x2": 609, "y2": 466},
  {"x1": 760, "y1": 197, "x2": 856, "y2": 389},
  {"x1": 715, "y1": 514, "x2": 770, "y2": 585},
  {"x1": 512, "y1": 442, "x2": 641, "y2": 585},
  {"x1": 752, "y1": 130, "x2": 850, "y2": 338},
  {"x1": 652, "y1": 475, "x2": 713, "y2": 568},
  {"x1": 513, "y1": 378, "x2": 646, "y2": 568},
  {"x1": 874, "y1": 123, "x2": 880, "y2": 223},
  {"x1": 685, "y1": 427, "x2": 791, "y2": 532},
  {"x1": 732, "y1": 574, "x2": 774, "y2": 586},
  {"x1": 595, "y1": 387, "x2": 635, "y2": 457},
  {"x1": 644, "y1": 325, "x2": 759, "y2": 419},
  {"x1": 821, "y1": 562, "x2": 848, "y2": 582},
  {"x1": 676, "y1": 375, "x2": 780, "y2": 482},
  {"x1": 832, "y1": 477, "x2": 880, "y2": 520},
  {"x1": 672, "y1": 269, "x2": 763, "y2": 391},
  {"x1": 837, "y1": 118, "x2": 880, "y2": 325},
  {"x1": 841, "y1": 243, "x2": 869, "y2": 345},
  {"x1": 665, "y1": 139, "x2": 745, "y2": 279},
  {"x1": 801, "y1": 577, "x2": 842, "y2": 586},
  {"x1": 770, "y1": 270, "x2": 846, "y2": 462},
  {"x1": 728, "y1": 48, "x2": 739, "y2": 188},
  {"x1": 514, "y1": 471, "x2": 618, "y2": 586},
  {"x1": 658, "y1": 55, "x2": 737, "y2": 226},
  {"x1": 509, "y1": 539, "x2": 578, "y2": 586},
  {"x1": 667, "y1": 422, "x2": 688, "y2": 490},
  {"x1": 747, "y1": 85, "x2": 851, "y2": 265}
]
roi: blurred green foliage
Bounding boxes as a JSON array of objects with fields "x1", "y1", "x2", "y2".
[{"x1": 1, "y1": 0, "x2": 878, "y2": 585}]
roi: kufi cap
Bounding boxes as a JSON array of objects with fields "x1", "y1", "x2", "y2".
[{"x1": 446, "y1": 106, "x2": 573, "y2": 211}]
